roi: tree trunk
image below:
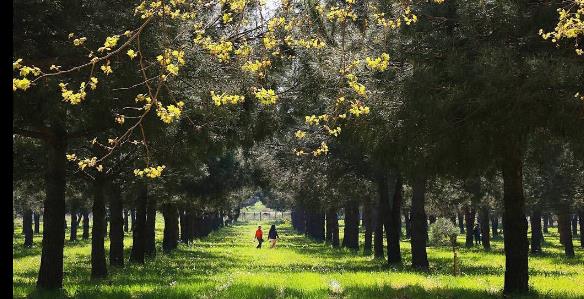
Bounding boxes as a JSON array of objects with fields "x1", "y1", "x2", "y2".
[
  {"x1": 82, "y1": 211, "x2": 90, "y2": 240},
  {"x1": 91, "y1": 176, "x2": 107, "y2": 279},
  {"x1": 23, "y1": 209, "x2": 33, "y2": 247},
  {"x1": 342, "y1": 200, "x2": 359, "y2": 250},
  {"x1": 373, "y1": 200, "x2": 385, "y2": 259},
  {"x1": 109, "y1": 183, "x2": 124, "y2": 267},
  {"x1": 479, "y1": 206, "x2": 491, "y2": 250},
  {"x1": 457, "y1": 211, "x2": 465, "y2": 234},
  {"x1": 70, "y1": 204, "x2": 78, "y2": 242},
  {"x1": 387, "y1": 176, "x2": 403, "y2": 264},
  {"x1": 530, "y1": 209, "x2": 543, "y2": 254},
  {"x1": 144, "y1": 194, "x2": 157, "y2": 257},
  {"x1": 130, "y1": 183, "x2": 147, "y2": 264},
  {"x1": 131, "y1": 209, "x2": 136, "y2": 231},
  {"x1": 543, "y1": 213, "x2": 549, "y2": 233},
  {"x1": 180, "y1": 209, "x2": 190, "y2": 244},
  {"x1": 34, "y1": 212, "x2": 40, "y2": 234},
  {"x1": 557, "y1": 205, "x2": 575, "y2": 257},
  {"x1": 123, "y1": 209, "x2": 129, "y2": 233},
  {"x1": 306, "y1": 208, "x2": 325, "y2": 241},
  {"x1": 404, "y1": 210, "x2": 411, "y2": 239},
  {"x1": 501, "y1": 144, "x2": 529, "y2": 294},
  {"x1": 464, "y1": 205, "x2": 476, "y2": 247},
  {"x1": 162, "y1": 203, "x2": 179, "y2": 253},
  {"x1": 410, "y1": 174, "x2": 429, "y2": 270},
  {"x1": 326, "y1": 207, "x2": 339, "y2": 248},
  {"x1": 571, "y1": 214, "x2": 578, "y2": 237},
  {"x1": 362, "y1": 202, "x2": 373, "y2": 255},
  {"x1": 492, "y1": 214, "x2": 499, "y2": 237},
  {"x1": 37, "y1": 127, "x2": 66, "y2": 290},
  {"x1": 579, "y1": 209, "x2": 584, "y2": 248}
]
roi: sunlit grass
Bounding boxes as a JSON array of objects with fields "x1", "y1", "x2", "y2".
[{"x1": 13, "y1": 216, "x2": 584, "y2": 298}]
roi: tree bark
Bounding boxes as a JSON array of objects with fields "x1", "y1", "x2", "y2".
[
  {"x1": 23, "y1": 209, "x2": 33, "y2": 247},
  {"x1": 464, "y1": 205, "x2": 476, "y2": 247},
  {"x1": 34, "y1": 212, "x2": 40, "y2": 234},
  {"x1": 374, "y1": 205, "x2": 384, "y2": 259},
  {"x1": 162, "y1": 203, "x2": 179, "y2": 253},
  {"x1": 91, "y1": 176, "x2": 107, "y2": 279},
  {"x1": 501, "y1": 144, "x2": 529, "y2": 294},
  {"x1": 557, "y1": 205, "x2": 575, "y2": 257},
  {"x1": 543, "y1": 213, "x2": 549, "y2": 233},
  {"x1": 387, "y1": 176, "x2": 403, "y2": 264},
  {"x1": 130, "y1": 183, "x2": 147, "y2": 264},
  {"x1": 479, "y1": 206, "x2": 491, "y2": 250},
  {"x1": 530, "y1": 209, "x2": 543, "y2": 254},
  {"x1": 109, "y1": 182, "x2": 124, "y2": 267},
  {"x1": 37, "y1": 127, "x2": 67, "y2": 290},
  {"x1": 410, "y1": 174, "x2": 429, "y2": 270},
  {"x1": 306, "y1": 208, "x2": 325, "y2": 241},
  {"x1": 144, "y1": 194, "x2": 157, "y2": 257},
  {"x1": 342, "y1": 200, "x2": 359, "y2": 250}
]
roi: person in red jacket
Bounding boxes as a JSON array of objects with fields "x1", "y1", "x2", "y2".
[{"x1": 255, "y1": 226, "x2": 264, "y2": 249}]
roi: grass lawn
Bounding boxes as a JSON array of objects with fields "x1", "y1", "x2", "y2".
[{"x1": 13, "y1": 216, "x2": 584, "y2": 298}]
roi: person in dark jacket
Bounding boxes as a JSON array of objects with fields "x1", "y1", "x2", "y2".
[
  {"x1": 268, "y1": 224, "x2": 279, "y2": 248},
  {"x1": 473, "y1": 223, "x2": 481, "y2": 245}
]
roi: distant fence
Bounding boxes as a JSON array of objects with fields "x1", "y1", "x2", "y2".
[{"x1": 238, "y1": 211, "x2": 290, "y2": 222}]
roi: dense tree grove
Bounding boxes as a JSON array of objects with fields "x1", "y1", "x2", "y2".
[{"x1": 12, "y1": 0, "x2": 584, "y2": 296}]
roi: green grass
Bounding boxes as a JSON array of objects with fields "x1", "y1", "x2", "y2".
[{"x1": 13, "y1": 217, "x2": 584, "y2": 298}]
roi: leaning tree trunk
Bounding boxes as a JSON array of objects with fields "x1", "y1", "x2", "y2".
[
  {"x1": 501, "y1": 143, "x2": 529, "y2": 294},
  {"x1": 362, "y1": 201, "x2": 373, "y2": 255},
  {"x1": 91, "y1": 176, "x2": 107, "y2": 279},
  {"x1": 37, "y1": 127, "x2": 67, "y2": 290},
  {"x1": 457, "y1": 211, "x2": 465, "y2": 234},
  {"x1": 130, "y1": 183, "x2": 147, "y2": 264},
  {"x1": 109, "y1": 182, "x2": 124, "y2": 267},
  {"x1": 23, "y1": 208, "x2": 33, "y2": 248},
  {"x1": 386, "y1": 176, "x2": 403, "y2": 264},
  {"x1": 479, "y1": 205, "x2": 491, "y2": 250},
  {"x1": 342, "y1": 200, "x2": 359, "y2": 250},
  {"x1": 144, "y1": 194, "x2": 157, "y2": 257},
  {"x1": 464, "y1": 205, "x2": 476, "y2": 247},
  {"x1": 162, "y1": 203, "x2": 179, "y2": 253},
  {"x1": 530, "y1": 209, "x2": 543, "y2": 254},
  {"x1": 557, "y1": 205, "x2": 575, "y2": 257},
  {"x1": 410, "y1": 174, "x2": 429, "y2": 270}
]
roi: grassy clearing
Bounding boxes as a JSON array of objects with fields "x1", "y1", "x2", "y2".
[{"x1": 13, "y1": 217, "x2": 584, "y2": 298}]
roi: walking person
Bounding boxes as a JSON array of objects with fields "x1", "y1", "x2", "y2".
[
  {"x1": 268, "y1": 224, "x2": 279, "y2": 248},
  {"x1": 473, "y1": 223, "x2": 481, "y2": 246},
  {"x1": 255, "y1": 225, "x2": 264, "y2": 249}
]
